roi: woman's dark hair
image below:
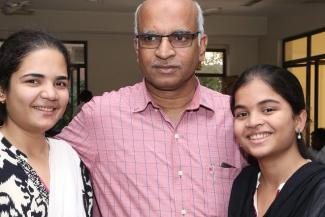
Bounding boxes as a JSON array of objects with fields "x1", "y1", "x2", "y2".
[
  {"x1": 230, "y1": 64, "x2": 310, "y2": 160},
  {"x1": 0, "y1": 29, "x2": 71, "y2": 123},
  {"x1": 79, "y1": 90, "x2": 93, "y2": 103},
  {"x1": 311, "y1": 128, "x2": 325, "y2": 151}
]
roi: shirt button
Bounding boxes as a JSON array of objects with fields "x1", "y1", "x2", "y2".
[
  {"x1": 174, "y1": 134, "x2": 180, "y2": 139},
  {"x1": 181, "y1": 209, "x2": 187, "y2": 215},
  {"x1": 178, "y1": 170, "x2": 183, "y2": 177}
]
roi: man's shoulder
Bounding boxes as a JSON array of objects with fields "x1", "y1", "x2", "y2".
[
  {"x1": 199, "y1": 84, "x2": 230, "y2": 100},
  {"x1": 90, "y1": 82, "x2": 144, "y2": 107},
  {"x1": 77, "y1": 82, "x2": 145, "y2": 117},
  {"x1": 198, "y1": 84, "x2": 231, "y2": 110},
  {"x1": 100, "y1": 82, "x2": 143, "y2": 98}
]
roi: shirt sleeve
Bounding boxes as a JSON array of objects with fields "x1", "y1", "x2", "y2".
[{"x1": 56, "y1": 98, "x2": 98, "y2": 170}]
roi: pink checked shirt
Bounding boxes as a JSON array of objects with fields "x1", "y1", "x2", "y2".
[{"x1": 58, "y1": 80, "x2": 245, "y2": 217}]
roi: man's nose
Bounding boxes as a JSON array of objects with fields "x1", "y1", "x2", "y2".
[{"x1": 155, "y1": 37, "x2": 176, "y2": 60}]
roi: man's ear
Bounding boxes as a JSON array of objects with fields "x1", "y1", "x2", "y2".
[
  {"x1": 199, "y1": 33, "x2": 208, "y2": 62},
  {"x1": 134, "y1": 38, "x2": 139, "y2": 63}
]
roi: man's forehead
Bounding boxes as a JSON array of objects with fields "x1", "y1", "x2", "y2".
[{"x1": 138, "y1": 0, "x2": 197, "y2": 33}]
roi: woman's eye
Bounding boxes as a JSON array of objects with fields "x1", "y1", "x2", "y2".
[
  {"x1": 235, "y1": 111, "x2": 248, "y2": 118},
  {"x1": 263, "y1": 108, "x2": 274, "y2": 113},
  {"x1": 55, "y1": 81, "x2": 67, "y2": 88},
  {"x1": 26, "y1": 79, "x2": 39, "y2": 85}
]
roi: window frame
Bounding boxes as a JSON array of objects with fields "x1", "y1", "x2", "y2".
[
  {"x1": 282, "y1": 27, "x2": 325, "y2": 145},
  {"x1": 196, "y1": 48, "x2": 227, "y2": 77},
  {"x1": 62, "y1": 40, "x2": 88, "y2": 116}
]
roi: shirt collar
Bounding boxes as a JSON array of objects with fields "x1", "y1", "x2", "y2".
[{"x1": 133, "y1": 77, "x2": 215, "y2": 113}]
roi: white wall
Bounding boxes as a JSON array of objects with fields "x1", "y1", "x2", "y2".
[
  {"x1": 0, "y1": 10, "x2": 266, "y2": 94},
  {"x1": 205, "y1": 15, "x2": 265, "y2": 76},
  {"x1": 0, "y1": 10, "x2": 142, "y2": 95},
  {"x1": 1, "y1": 8, "x2": 324, "y2": 94},
  {"x1": 54, "y1": 32, "x2": 141, "y2": 94},
  {"x1": 208, "y1": 36, "x2": 259, "y2": 76}
]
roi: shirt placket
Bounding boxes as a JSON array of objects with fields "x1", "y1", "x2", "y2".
[{"x1": 172, "y1": 128, "x2": 190, "y2": 217}]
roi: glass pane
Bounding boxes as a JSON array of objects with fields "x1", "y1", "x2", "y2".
[
  {"x1": 80, "y1": 68, "x2": 86, "y2": 91},
  {"x1": 198, "y1": 76, "x2": 222, "y2": 91},
  {"x1": 64, "y1": 43, "x2": 85, "y2": 64},
  {"x1": 288, "y1": 67, "x2": 307, "y2": 102},
  {"x1": 285, "y1": 37, "x2": 307, "y2": 61},
  {"x1": 312, "y1": 31, "x2": 325, "y2": 57},
  {"x1": 196, "y1": 51, "x2": 224, "y2": 75},
  {"x1": 71, "y1": 68, "x2": 78, "y2": 111},
  {"x1": 318, "y1": 63, "x2": 325, "y2": 128}
]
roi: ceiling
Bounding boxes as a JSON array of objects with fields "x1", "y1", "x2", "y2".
[{"x1": 1, "y1": 0, "x2": 325, "y2": 16}]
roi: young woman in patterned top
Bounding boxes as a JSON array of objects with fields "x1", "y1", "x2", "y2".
[{"x1": 0, "y1": 30, "x2": 93, "y2": 217}]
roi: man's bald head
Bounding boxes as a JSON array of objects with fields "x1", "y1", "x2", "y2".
[{"x1": 134, "y1": 0, "x2": 204, "y2": 36}]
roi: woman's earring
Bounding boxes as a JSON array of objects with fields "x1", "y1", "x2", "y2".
[{"x1": 297, "y1": 130, "x2": 302, "y2": 140}]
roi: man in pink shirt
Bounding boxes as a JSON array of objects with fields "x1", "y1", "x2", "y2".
[{"x1": 58, "y1": 0, "x2": 245, "y2": 216}]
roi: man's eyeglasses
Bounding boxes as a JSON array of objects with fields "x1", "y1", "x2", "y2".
[{"x1": 136, "y1": 31, "x2": 200, "y2": 49}]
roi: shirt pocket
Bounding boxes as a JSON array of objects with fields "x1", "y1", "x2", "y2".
[{"x1": 205, "y1": 165, "x2": 240, "y2": 217}]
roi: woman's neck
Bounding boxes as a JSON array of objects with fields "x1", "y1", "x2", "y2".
[
  {"x1": 258, "y1": 151, "x2": 308, "y2": 187},
  {"x1": 0, "y1": 122, "x2": 48, "y2": 158},
  {"x1": 0, "y1": 121, "x2": 51, "y2": 187}
]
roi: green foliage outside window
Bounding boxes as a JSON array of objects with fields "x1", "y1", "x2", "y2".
[
  {"x1": 196, "y1": 50, "x2": 225, "y2": 91},
  {"x1": 198, "y1": 76, "x2": 222, "y2": 91},
  {"x1": 199, "y1": 51, "x2": 224, "y2": 75}
]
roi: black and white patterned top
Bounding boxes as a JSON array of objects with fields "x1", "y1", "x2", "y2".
[{"x1": 0, "y1": 137, "x2": 93, "y2": 217}]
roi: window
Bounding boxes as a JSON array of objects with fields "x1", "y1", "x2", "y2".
[
  {"x1": 196, "y1": 49, "x2": 226, "y2": 92},
  {"x1": 283, "y1": 27, "x2": 325, "y2": 145},
  {"x1": 54, "y1": 41, "x2": 87, "y2": 133},
  {"x1": 63, "y1": 41, "x2": 88, "y2": 118}
]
